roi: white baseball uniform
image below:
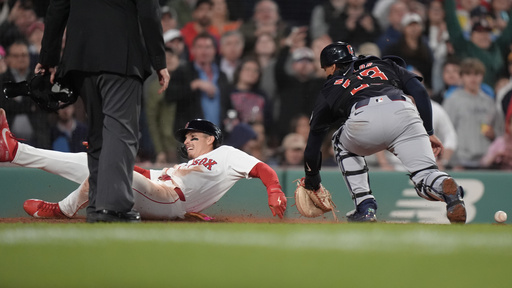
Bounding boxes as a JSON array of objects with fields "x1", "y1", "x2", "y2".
[{"x1": 12, "y1": 143, "x2": 261, "y2": 220}]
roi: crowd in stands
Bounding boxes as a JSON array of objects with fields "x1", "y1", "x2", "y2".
[{"x1": 1, "y1": 0, "x2": 512, "y2": 171}]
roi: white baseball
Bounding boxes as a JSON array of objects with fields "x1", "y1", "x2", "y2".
[{"x1": 494, "y1": 211, "x2": 507, "y2": 223}]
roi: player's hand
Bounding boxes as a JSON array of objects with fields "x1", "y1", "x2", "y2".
[
  {"x1": 267, "y1": 187, "x2": 287, "y2": 219},
  {"x1": 429, "y1": 134, "x2": 444, "y2": 158},
  {"x1": 157, "y1": 68, "x2": 170, "y2": 94},
  {"x1": 35, "y1": 63, "x2": 58, "y2": 84}
]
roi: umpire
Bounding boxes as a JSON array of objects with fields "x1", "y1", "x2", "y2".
[{"x1": 36, "y1": 0, "x2": 170, "y2": 222}]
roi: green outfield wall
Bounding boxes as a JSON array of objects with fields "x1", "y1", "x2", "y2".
[{"x1": 0, "y1": 166, "x2": 510, "y2": 223}]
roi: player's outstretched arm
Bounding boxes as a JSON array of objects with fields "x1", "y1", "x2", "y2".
[{"x1": 249, "y1": 162, "x2": 287, "y2": 218}]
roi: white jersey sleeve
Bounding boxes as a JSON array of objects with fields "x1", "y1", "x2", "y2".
[{"x1": 160, "y1": 146, "x2": 261, "y2": 212}]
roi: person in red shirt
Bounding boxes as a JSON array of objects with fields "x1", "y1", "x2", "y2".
[{"x1": 180, "y1": 0, "x2": 221, "y2": 60}]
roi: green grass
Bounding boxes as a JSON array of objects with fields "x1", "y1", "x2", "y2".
[{"x1": 1, "y1": 222, "x2": 511, "y2": 288}]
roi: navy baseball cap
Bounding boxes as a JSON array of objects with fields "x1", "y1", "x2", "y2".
[{"x1": 175, "y1": 119, "x2": 223, "y2": 144}]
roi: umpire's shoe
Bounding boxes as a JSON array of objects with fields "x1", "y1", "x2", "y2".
[
  {"x1": 347, "y1": 199, "x2": 377, "y2": 222},
  {"x1": 87, "y1": 209, "x2": 141, "y2": 223},
  {"x1": 442, "y1": 178, "x2": 466, "y2": 224}
]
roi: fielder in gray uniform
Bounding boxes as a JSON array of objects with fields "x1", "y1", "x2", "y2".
[{"x1": 303, "y1": 41, "x2": 466, "y2": 223}]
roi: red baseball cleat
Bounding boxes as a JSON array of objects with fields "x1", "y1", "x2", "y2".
[
  {"x1": 184, "y1": 212, "x2": 214, "y2": 221},
  {"x1": 23, "y1": 199, "x2": 68, "y2": 219},
  {"x1": 0, "y1": 108, "x2": 19, "y2": 162}
]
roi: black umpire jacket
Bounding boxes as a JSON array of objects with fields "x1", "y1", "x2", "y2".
[{"x1": 38, "y1": 0, "x2": 166, "y2": 82}]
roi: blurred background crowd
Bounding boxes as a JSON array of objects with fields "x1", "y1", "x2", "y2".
[{"x1": 0, "y1": 0, "x2": 511, "y2": 171}]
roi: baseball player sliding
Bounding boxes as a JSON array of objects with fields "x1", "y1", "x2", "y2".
[
  {"x1": 0, "y1": 110, "x2": 287, "y2": 221},
  {"x1": 303, "y1": 41, "x2": 466, "y2": 223}
]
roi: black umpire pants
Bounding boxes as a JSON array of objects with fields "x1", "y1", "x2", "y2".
[{"x1": 71, "y1": 72, "x2": 142, "y2": 214}]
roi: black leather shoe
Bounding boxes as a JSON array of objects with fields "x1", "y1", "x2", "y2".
[{"x1": 87, "y1": 209, "x2": 141, "y2": 223}]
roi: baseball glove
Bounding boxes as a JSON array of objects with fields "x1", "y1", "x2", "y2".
[{"x1": 294, "y1": 178, "x2": 337, "y2": 220}]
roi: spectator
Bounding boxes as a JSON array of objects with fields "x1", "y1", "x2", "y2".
[
  {"x1": 328, "y1": 0, "x2": 381, "y2": 49},
  {"x1": 357, "y1": 41, "x2": 381, "y2": 57},
  {"x1": 455, "y1": 0, "x2": 485, "y2": 40},
  {"x1": 167, "y1": 0, "x2": 196, "y2": 28},
  {"x1": 160, "y1": 5, "x2": 178, "y2": 33},
  {"x1": 0, "y1": 39, "x2": 50, "y2": 149},
  {"x1": 383, "y1": 12, "x2": 434, "y2": 88},
  {"x1": 311, "y1": 34, "x2": 333, "y2": 77},
  {"x1": 249, "y1": 121, "x2": 275, "y2": 163},
  {"x1": 278, "y1": 132, "x2": 306, "y2": 167},
  {"x1": 0, "y1": 45, "x2": 6, "y2": 74},
  {"x1": 0, "y1": 0, "x2": 9, "y2": 24},
  {"x1": 425, "y1": 0, "x2": 450, "y2": 94},
  {"x1": 431, "y1": 100, "x2": 458, "y2": 170},
  {"x1": 375, "y1": 1, "x2": 409, "y2": 52},
  {"x1": 443, "y1": 58, "x2": 498, "y2": 169},
  {"x1": 211, "y1": 0, "x2": 242, "y2": 36},
  {"x1": 218, "y1": 30, "x2": 245, "y2": 84},
  {"x1": 498, "y1": 51, "x2": 512, "y2": 106},
  {"x1": 444, "y1": 0, "x2": 512, "y2": 89},
  {"x1": 163, "y1": 29, "x2": 188, "y2": 66},
  {"x1": 180, "y1": 0, "x2": 220, "y2": 60},
  {"x1": 239, "y1": 0, "x2": 289, "y2": 55},
  {"x1": 26, "y1": 20, "x2": 44, "y2": 71},
  {"x1": 50, "y1": 104, "x2": 88, "y2": 153},
  {"x1": 276, "y1": 0, "x2": 317, "y2": 27},
  {"x1": 0, "y1": 1, "x2": 37, "y2": 49},
  {"x1": 225, "y1": 122, "x2": 258, "y2": 153},
  {"x1": 493, "y1": 52, "x2": 512, "y2": 139},
  {"x1": 488, "y1": 0, "x2": 512, "y2": 37},
  {"x1": 146, "y1": 47, "x2": 181, "y2": 165},
  {"x1": 251, "y1": 32, "x2": 278, "y2": 110},
  {"x1": 274, "y1": 43, "x2": 324, "y2": 143},
  {"x1": 290, "y1": 113, "x2": 310, "y2": 143},
  {"x1": 481, "y1": 101, "x2": 512, "y2": 170},
  {"x1": 229, "y1": 57, "x2": 273, "y2": 133},
  {"x1": 166, "y1": 32, "x2": 232, "y2": 133},
  {"x1": 431, "y1": 57, "x2": 462, "y2": 104},
  {"x1": 309, "y1": 0, "x2": 346, "y2": 40}
]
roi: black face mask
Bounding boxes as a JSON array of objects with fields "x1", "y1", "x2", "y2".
[{"x1": 3, "y1": 73, "x2": 77, "y2": 112}]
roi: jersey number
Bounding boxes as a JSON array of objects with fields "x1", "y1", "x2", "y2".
[{"x1": 350, "y1": 65, "x2": 389, "y2": 95}]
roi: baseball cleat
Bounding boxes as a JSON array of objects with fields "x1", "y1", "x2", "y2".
[
  {"x1": 184, "y1": 212, "x2": 214, "y2": 221},
  {"x1": 23, "y1": 199, "x2": 67, "y2": 219},
  {"x1": 0, "y1": 108, "x2": 19, "y2": 162},
  {"x1": 442, "y1": 178, "x2": 466, "y2": 224},
  {"x1": 347, "y1": 199, "x2": 378, "y2": 222}
]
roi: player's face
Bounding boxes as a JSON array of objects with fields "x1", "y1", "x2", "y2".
[
  {"x1": 323, "y1": 64, "x2": 336, "y2": 77},
  {"x1": 184, "y1": 131, "x2": 215, "y2": 159}
]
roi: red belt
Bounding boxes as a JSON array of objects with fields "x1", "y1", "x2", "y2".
[{"x1": 159, "y1": 172, "x2": 186, "y2": 201}]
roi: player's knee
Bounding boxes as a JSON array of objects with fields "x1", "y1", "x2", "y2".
[
  {"x1": 410, "y1": 170, "x2": 450, "y2": 202},
  {"x1": 79, "y1": 179, "x2": 90, "y2": 197}
]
